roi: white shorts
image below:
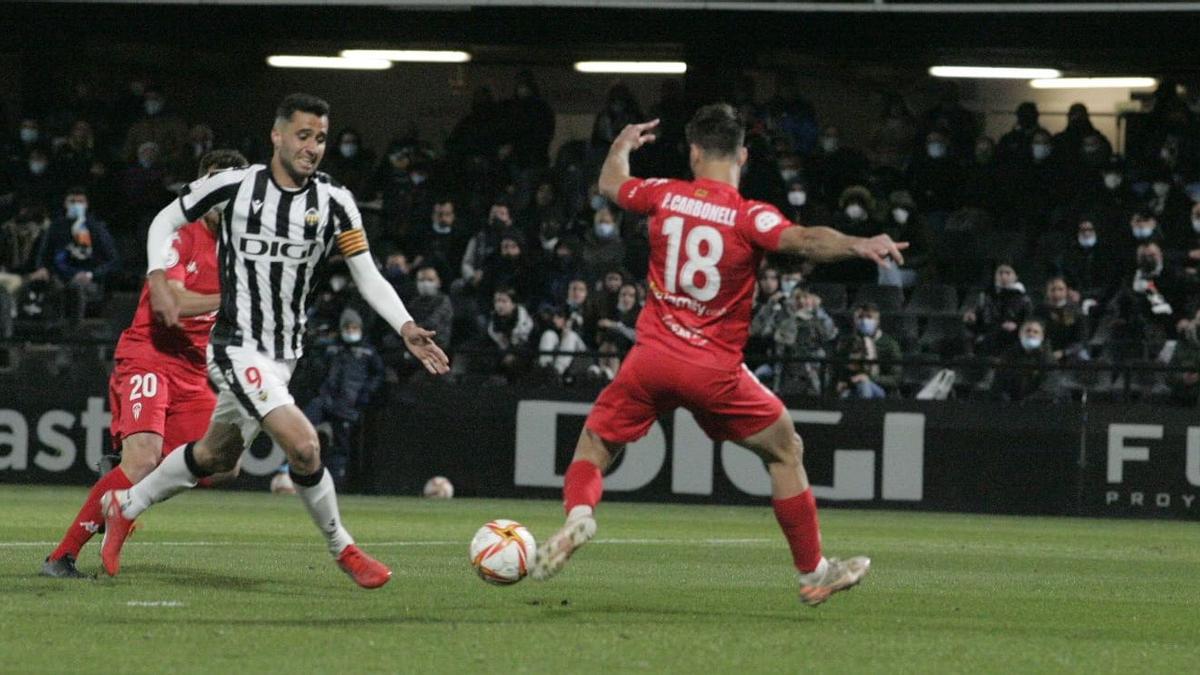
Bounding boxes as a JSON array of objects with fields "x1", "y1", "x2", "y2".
[{"x1": 206, "y1": 343, "x2": 297, "y2": 447}]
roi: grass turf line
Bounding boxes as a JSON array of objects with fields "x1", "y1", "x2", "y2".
[{"x1": 1, "y1": 485, "x2": 1197, "y2": 674}]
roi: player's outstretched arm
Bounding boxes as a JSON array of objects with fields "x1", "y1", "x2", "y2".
[
  {"x1": 598, "y1": 119, "x2": 659, "y2": 201},
  {"x1": 776, "y1": 226, "x2": 908, "y2": 267},
  {"x1": 345, "y1": 253, "x2": 450, "y2": 375},
  {"x1": 145, "y1": 201, "x2": 191, "y2": 327}
]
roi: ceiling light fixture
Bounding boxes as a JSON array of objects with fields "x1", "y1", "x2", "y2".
[
  {"x1": 340, "y1": 50, "x2": 472, "y2": 63},
  {"x1": 267, "y1": 55, "x2": 392, "y2": 70},
  {"x1": 574, "y1": 61, "x2": 687, "y2": 75},
  {"x1": 929, "y1": 66, "x2": 1062, "y2": 79}
]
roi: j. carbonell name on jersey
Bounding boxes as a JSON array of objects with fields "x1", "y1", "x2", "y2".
[{"x1": 657, "y1": 192, "x2": 738, "y2": 227}]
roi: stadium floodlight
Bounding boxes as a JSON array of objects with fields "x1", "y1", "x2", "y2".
[
  {"x1": 574, "y1": 61, "x2": 688, "y2": 75},
  {"x1": 929, "y1": 66, "x2": 1062, "y2": 80},
  {"x1": 340, "y1": 50, "x2": 472, "y2": 63},
  {"x1": 1030, "y1": 77, "x2": 1158, "y2": 89},
  {"x1": 267, "y1": 55, "x2": 392, "y2": 70}
]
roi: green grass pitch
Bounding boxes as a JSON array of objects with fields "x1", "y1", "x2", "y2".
[{"x1": 1, "y1": 485, "x2": 1197, "y2": 673}]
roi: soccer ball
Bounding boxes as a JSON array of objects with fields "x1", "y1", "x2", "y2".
[
  {"x1": 269, "y1": 472, "x2": 296, "y2": 495},
  {"x1": 423, "y1": 476, "x2": 454, "y2": 499},
  {"x1": 469, "y1": 519, "x2": 536, "y2": 585}
]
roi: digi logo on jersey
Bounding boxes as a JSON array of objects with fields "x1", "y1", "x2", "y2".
[{"x1": 238, "y1": 236, "x2": 319, "y2": 260}]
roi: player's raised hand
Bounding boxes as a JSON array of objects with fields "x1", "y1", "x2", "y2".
[
  {"x1": 852, "y1": 234, "x2": 908, "y2": 268},
  {"x1": 401, "y1": 322, "x2": 450, "y2": 375},
  {"x1": 615, "y1": 119, "x2": 660, "y2": 151},
  {"x1": 147, "y1": 270, "x2": 181, "y2": 328}
]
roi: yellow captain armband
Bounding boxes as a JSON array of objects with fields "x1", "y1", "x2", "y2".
[{"x1": 336, "y1": 229, "x2": 369, "y2": 258}]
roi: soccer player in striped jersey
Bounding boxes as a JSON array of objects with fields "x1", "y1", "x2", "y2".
[{"x1": 99, "y1": 93, "x2": 449, "y2": 588}]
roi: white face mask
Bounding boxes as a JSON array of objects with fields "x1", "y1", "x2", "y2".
[
  {"x1": 341, "y1": 330, "x2": 362, "y2": 344},
  {"x1": 417, "y1": 280, "x2": 439, "y2": 296},
  {"x1": 926, "y1": 142, "x2": 947, "y2": 159},
  {"x1": 856, "y1": 318, "x2": 878, "y2": 336},
  {"x1": 787, "y1": 190, "x2": 807, "y2": 207},
  {"x1": 1021, "y1": 335, "x2": 1043, "y2": 351},
  {"x1": 780, "y1": 278, "x2": 799, "y2": 296},
  {"x1": 1078, "y1": 234, "x2": 1097, "y2": 248},
  {"x1": 892, "y1": 208, "x2": 910, "y2": 225},
  {"x1": 19, "y1": 128, "x2": 38, "y2": 144},
  {"x1": 29, "y1": 160, "x2": 47, "y2": 176},
  {"x1": 780, "y1": 169, "x2": 799, "y2": 183},
  {"x1": 1191, "y1": 218, "x2": 1200, "y2": 234},
  {"x1": 1103, "y1": 173, "x2": 1122, "y2": 190},
  {"x1": 820, "y1": 137, "x2": 839, "y2": 153},
  {"x1": 1031, "y1": 144, "x2": 1051, "y2": 161},
  {"x1": 144, "y1": 99, "x2": 163, "y2": 116},
  {"x1": 595, "y1": 222, "x2": 616, "y2": 239},
  {"x1": 66, "y1": 203, "x2": 87, "y2": 221},
  {"x1": 340, "y1": 143, "x2": 358, "y2": 158},
  {"x1": 845, "y1": 204, "x2": 867, "y2": 221},
  {"x1": 590, "y1": 195, "x2": 607, "y2": 211},
  {"x1": 1153, "y1": 182, "x2": 1171, "y2": 197},
  {"x1": 329, "y1": 275, "x2": 348, "y2": 293},
  {"x1": 410, "y1": 173, "x2": 426, "y2": 186},
  {"x1": 1132, "y1": 225, "x2": 1155, "y2": 240}
]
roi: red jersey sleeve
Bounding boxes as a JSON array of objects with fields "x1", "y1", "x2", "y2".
[
  {"x1": 739, "y1": 202, "x2": 790, "y2": 252},
  {"x1": 163, "y1": 226, "x2": 192, "y2": 284},
  {"x1": 616, "y1": 177, "x2": 672, "y2": 215}
]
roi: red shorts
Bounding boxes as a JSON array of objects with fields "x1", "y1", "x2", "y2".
[
  {"x1": 108, "y1": 358, "x2": 215, "y2": 454},
  {"x1": 586, "y1": 344, "x2": 785, "y2": 444}
]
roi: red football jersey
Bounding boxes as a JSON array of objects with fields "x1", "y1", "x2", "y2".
[
  {"x1": 617, "y1": 177, "x2": 789, "y2": 371},
  {"x1": 114, "y1": 220, "x2": 219, "y2": 371}
]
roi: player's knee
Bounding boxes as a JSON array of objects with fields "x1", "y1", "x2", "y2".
[
  {"x1": 767, "y1": 433, "x2": 803, "y2": 468},
  {"x1": 119, "y1": 435, "x2": 163, "y2": 481},
  {"x1": 285, "y1": 435, "x2": 321, "y2": 473}
]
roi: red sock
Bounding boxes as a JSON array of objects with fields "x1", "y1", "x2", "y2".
[
  {"x1": 562, "y1": 460, "x2": 603, "y2": 515},
  {"x1": 772, "y1": 489, "x2": 823, "y2": 573},
  {"x1": 49, "y1": 467, "x2": 134, "y2": 561}
]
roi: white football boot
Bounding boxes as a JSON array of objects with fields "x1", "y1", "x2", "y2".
[
  {"x1": 529, "y1": 512, "x2": 596, "y2": 581},
  {"x1": 798, "y1": 556, "x2": 871, "y2": 606}
]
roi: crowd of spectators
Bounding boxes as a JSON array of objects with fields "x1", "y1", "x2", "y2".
[{"x1": 6, "y1": 73, "x2": 1200, "y2": 404}]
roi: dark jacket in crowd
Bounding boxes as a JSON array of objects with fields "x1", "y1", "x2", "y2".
[
  {"x1": 314, "y1": 341, "x2": 385, "y2": 423},
  {"x1": 36, "y1": 215, "x2": 118, "y2": 282}
]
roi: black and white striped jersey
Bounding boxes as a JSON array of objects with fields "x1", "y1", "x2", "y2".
[{"x1": 176, "y1": 164, "x2": 371, "y2": 360}]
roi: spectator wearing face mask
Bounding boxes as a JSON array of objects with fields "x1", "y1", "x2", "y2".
[
  {"x1": 993, "y1": 319, "x2": 1061, "y2": 403},
  {"x1": 487, "y1": 286, "x2": 535, "y2": 381},
  {"x1": 963, "y1": 263, "x2": 1033, "y2": 356},
  {"x1": 580, "y1": 207, "x2": 625, "y2": 281},
  {"x1": 121, "y1": 86, "x2": 188, "y2": 169},
  {"x1": 592, "y1": 281, "x2": 641, "y2": 380},
  {"x1": 1105, "y1": 242, "x2": 1188, "y2": 360},
  {"x1": 407, "y1": 199, "x2": 468, "y2": 282},
  {"x1": 1054, "y1": 104, "x2": 1108, "y2": 162},
  {"x1": 996, "y1": 101, "x2": 1048, "y2": 169},
  {"x1": 1009, "y1": 128, "x2": 1061, "y2": 235},
  {"x1": 322, "y1": 128, "x2": 376, "y2": 199},
  {"x1": 1055, "y1": 216, "x2": 1115, "y2": 310},
  {"x1": 878, "y1": 190, "x2": 933, "y2": 287},
  {"x1": 1143, "y1": 172, "x2": 1189, "y2": 231},
  {"x1": 837, "y1": 302, "x2": 901, "y2": 397},
  {"x1": 54, "y1": 120, "x2": 103, "y2": 192},
  {"x1": 808, "y1": 125, "x2": 869, "y2": 205},
  {"x1": 781, "y1": 175, "x2": 831, "y2": 228},
  {"x1": 120, "y1": 142, "x2": 176, "y2": 259},
  {"x1": 1034, "y1": 277, "x2": 1089, "y2": 362},
  {"x1": 1116, "y1": 210, "x2": 1166, "y2": 278},
  {"x1": 12, "y1": 146, "x2": 61, "y2": 213},
  {"x1": 750, "y1": 286, "x2": 837, "y2": 395},
  {"x1": 8, "y1": 118, "x2": 45, "y2": 165},
  {"x1": 1168, "y1": 201, "x2": 1200, "y2": 278},
  {"x1": 381, "y1": 264, "x2": 453, "y2": 380},
  {"x1": 302, "y1": 308, "x2": 385, "y2": 484},
  {"x1": 811, "y1": 185, "x2": 878, "y2": 284},
  {"x1": 907, "y1": 130, "x2": 959, "y2": 213},
  {"x1": 29, "y1": 187, "x2": 117, "y2": 322}
]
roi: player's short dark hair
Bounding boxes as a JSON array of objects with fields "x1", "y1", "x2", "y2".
[
  {"x1": 275, "y1": 93, "x2": 330, "y2": 124},
  {"x1": 685, "y1": 103, "x2": 745, "y2": 159},
  {"x1": 65, "y1": 185, "x2": 88, "y2": 199},
  {"x1": 198, "y1": 149, "x2": 248, "y2": 178}
]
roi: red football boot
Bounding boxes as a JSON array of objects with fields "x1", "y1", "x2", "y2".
[
  {"x1": 99, "y1": 490, "x2": 136, "y2": 577},
  {"x1": 336, "y1": 545, "x2": 392, "y2": 589}
]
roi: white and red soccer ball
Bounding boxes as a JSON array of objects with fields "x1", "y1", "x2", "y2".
[
  {"x1": 469, "y1": 519, "x2": 535, "y2": 585},
  {"x1": 423, "y1": 476, "x2": 454, "y2": 499}
]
